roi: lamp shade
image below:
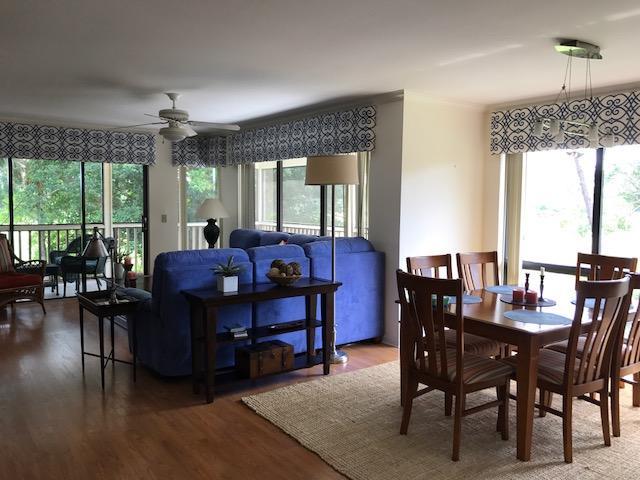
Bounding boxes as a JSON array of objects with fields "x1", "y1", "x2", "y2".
[
  {"x1": 305, "y1": 155, "x2": 360, "y2": 186},
  {"x1": 196, "y1": 198, "x2": 229, "y2": 220},
  {"x1": 83, "y1": 236, "x2": 109, "y2": 258}
]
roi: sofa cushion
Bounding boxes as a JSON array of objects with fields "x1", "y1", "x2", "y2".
[
  {"x1": 229, "y1": 229, "x2": 263, "y2": 250},
  {"x1": 303, "y1": 237, "x2": 374, "y2": 256},
  {"x1": 259, "y1": 231, "x2": 291, "y2": 246},
  {"x1": 247, "y1": 244, "x2": 306, "y2": 261},
  {"x1": 0, "y1": 272, "x2": 42, "y2": 289}
]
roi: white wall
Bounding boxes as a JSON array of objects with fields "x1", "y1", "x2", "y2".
[
  {"x1": 368, "y1": 98, "x2": 404, "y2": 346},
  {"x1": 147, "y1": 138, "x2": 180, "y2": 267},
  {"x1": 369, "y1": 92, "x2": 488, "y2": 346}
]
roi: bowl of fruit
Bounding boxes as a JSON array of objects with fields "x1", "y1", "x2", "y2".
[{"x1": 266, "y1": 259, "x2": 303, "y2": 286}]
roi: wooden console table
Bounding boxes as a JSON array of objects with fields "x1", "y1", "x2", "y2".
[{"x1": 182, "y1": 278, "x2": 341, "y2": 403}]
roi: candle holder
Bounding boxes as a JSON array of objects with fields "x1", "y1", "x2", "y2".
[
  {"x1": 524, "y1": 273, "x2": 530, "y2": 293},
  {"x1": 539, "y1": 275, "x2": 545, "y2": 301}
]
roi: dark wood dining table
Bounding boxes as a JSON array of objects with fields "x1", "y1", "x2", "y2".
[{"x1": 449, "y1": 288, "x2": 582, "y2": 461}]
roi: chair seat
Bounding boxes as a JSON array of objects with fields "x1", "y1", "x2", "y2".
[
  {"x1": 0, "y1": 272, "x2": 43, "y2": 290},
  {"x1": 503, "y1": 349, "x2": 579, "y2": 386},
  {"x1": 417, "y1": 349, "x2": 513, "y2": 385},
  {"x1": 445, "y1": 330, "x2": 503, "y2": 356}
]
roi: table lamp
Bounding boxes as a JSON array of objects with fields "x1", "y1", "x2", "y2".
[
  {"x1": 83, "y1": 227, "x2": 116, "y2": 302},
  {"x1": 196, "y1": 198, "x2": 229, "y2": 248},
  {"x1": 305, "y1": 154, "x2": 359, "y2": 364}
]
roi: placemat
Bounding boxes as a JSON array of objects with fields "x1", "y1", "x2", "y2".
[
  {"x1": 447, "y1": 294, "x2": 482, "y2": 304},
  {"x1": 485, "y1": 285, "x2": 518, "y2": 295},
  {"x1": 504, "y1": 310, "x2": 572, "y2": 325}
]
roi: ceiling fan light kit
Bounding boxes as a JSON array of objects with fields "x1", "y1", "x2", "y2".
[
  {"x1": 531, "y1": 39, "x2": 615, "y2": 147},
  {"x1": 116, "y1": 92, "x2": 241, "y2": 143}
]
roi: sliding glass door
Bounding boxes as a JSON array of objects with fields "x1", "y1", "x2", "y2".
[{"x1": 0, "y1": 157, "x2": 148, "y2": 274}]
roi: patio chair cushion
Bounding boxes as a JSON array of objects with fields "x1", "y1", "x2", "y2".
[
  {"x1": 0, "y1": 236, "x2": 15, "y2": 273},
  {"x1": 0, "y1": 272, "x2": 42, "y2": 290}
]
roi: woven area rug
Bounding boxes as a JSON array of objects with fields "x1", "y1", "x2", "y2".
[{"x1": 242, "y1": 361, "x2": 640, "y2": 480}]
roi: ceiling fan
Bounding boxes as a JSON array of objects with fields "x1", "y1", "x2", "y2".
[{"x1": 117, "y1": 92, "x2": 240, "y2": 142}]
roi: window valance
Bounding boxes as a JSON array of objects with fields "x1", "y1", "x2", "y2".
[
  {"x1": 171, "y1": 105, "x2": 376, "y2": 167},
  {"x1": 490, "y1": 91, "x2": 640, "y2": 155},
  {"x1": 0, "y1": 121, "x2": 156, "y2": 165}
]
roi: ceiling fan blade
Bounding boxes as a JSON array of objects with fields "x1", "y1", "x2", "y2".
[
  {"x1": 182, "y1": 124, "x2": 198, "y2": 137},
  {"x1": 188, "y1": 121, "x2": 240, "y2": 131},
  {"x1": 112, "y1": 121, "x2": 167, "y2": 129}
]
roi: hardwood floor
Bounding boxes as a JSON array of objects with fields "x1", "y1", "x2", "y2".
[{"x1": 0, "y1": 298, "x2": 397, "y2": 480}]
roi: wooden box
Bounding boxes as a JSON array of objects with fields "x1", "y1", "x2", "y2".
[{"x1": 235, "y1": 340, "x2": 294, "y2": 379}]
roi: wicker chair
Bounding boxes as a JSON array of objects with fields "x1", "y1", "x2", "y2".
[{"x1": 0, "y1": 234, "x2": 46, "y2": 314}]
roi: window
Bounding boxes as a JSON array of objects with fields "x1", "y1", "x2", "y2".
[
  {"x1": 85, "y1": 162, "x2": 104, "y2": 225},
  {"x1": 601, "y1": 145, "x2": 640, "y2": 259},
  {"x1": 251, "y1": 153, "x2": 369, "y2": 238},
  {"x1": 182, "y1": 167, "x2": 219, "y2": 249},
  {"x1": 517, "y1": 145, "x2": 640, "y2": 290},
  {"x1": 254, "y1": 161, "x2": 278, "y2": 231},
  {"x1": 282, "y1": 158, "x2": 321, "y2": 234}
]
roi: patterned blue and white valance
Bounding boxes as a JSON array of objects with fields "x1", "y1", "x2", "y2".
[
  {"x1": 171, "y1": 135, "x2": 227, "y2": 167},
  {"x1": 490, "y1": 91, "x2": 640, "y2": 155},
  {"x1": 170, "y1": 105, "x2": 376, "y2": 167},
  {"x1": 0, "y1": 121, "x2": 156, "y2": 165}
]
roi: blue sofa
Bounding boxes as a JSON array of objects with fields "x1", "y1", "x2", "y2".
[{"x1": 128, "y1": 229, "x2": 384, "y2": 376}]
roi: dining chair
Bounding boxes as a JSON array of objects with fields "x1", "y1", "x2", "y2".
[
  {"x1": 406, "y1": 255, "x2": 503, "y2": 357},
  {"x1": 456, "y1": 251, "x2": 500, "y2": 292},
  {"x1": 505, "y1": 277, "x2": 632, "y2": 463},
  {"x1": 575, "y1": 252, "x2": 637, "y2": 288},
  {"x1": 396, "y1": 269, "x2": 512, "y2": 461}
]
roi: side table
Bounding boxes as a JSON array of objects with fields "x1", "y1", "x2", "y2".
[{"x1": 77, "y1": 290, "x2": 140, "y2": 390}]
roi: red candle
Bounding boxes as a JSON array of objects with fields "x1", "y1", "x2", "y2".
[
  {"x1": 512, "y1": 288, "x2": 525, "y2": 303},
  {"x1": 525, "y1": 290, "x2": 538, "y2": 305}
]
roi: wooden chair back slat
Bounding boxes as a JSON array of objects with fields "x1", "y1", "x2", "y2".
[
  {"x1": 406, "y1": 254, "x2": 453, "y2": 279},
  {"x1": 396, "y1": 270, "x2": 464, "y2": 384},
  {"x1": 567, "y1": 278, "x2": 631, "y2": 387},
  {"x1": 575, "y1": 253, "x2": 637, "y2": 288},
  {"x1": 456, "y1": 251, "x2": 500, "y2": 292},
  {"x1": 619, "y1": 274, "x2": 640, "y2": 368}
]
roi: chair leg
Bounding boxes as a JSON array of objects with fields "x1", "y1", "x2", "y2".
[
  {"x1": 633, "y1": 373, "x2": 640, "y2": 407},
  {"x1": 562, "y1": 395, "x2": 573, "y2": 463},
  {"x1": 452, "y1": 393, "x2": 464, "y2": 461},
  {"x1": 539, "y1": 389, "x2": 553, "y2": 417},
  {"x1": 600, "y1": 386, "x2": 612, "y2": 447},
  {"x1": 496, "y1": 382, "x2": 509, "y2": 439},
  {"x1": 400, "y1": 374, "x2": 417, "y2": 435},
  {"x1": 612, "y1": 376, "x2": 621, "y2": 438},
  {"x1": 445, "y1": 393, "x2": 452, "y2": 417}
]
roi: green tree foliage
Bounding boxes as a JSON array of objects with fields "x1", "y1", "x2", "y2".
[
  {"x1": 112, "y1": 163, "x2": 143, "y2": 223},
  {"x1": 186, "y1": 168, "x2": 217, "y2": 222}
]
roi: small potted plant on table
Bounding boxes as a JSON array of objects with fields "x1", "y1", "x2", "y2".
[{"x1": 213, "y1": 256, "x2": 242, "y2": 293}]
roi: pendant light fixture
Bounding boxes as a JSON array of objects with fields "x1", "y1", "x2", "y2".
[{"x1": 531, "y1": 40, "x2": 615, "y2": 147}]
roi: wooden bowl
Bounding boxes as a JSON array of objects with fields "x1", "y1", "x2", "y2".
[{"x1": 266, "y1": 273, "x2": 302, "y2": 286}]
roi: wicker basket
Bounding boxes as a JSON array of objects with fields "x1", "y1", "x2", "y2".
[{"x1": 266, "y1": 273, "x2": 302, "y2": 286}]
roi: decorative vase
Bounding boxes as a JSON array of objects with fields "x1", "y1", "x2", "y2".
[
  {"x1": 217, "y1": 275, "x2": 238, "y2": 293},
  {"x1": 203, "y1": 219, "x2": 220, "y2": 248}
]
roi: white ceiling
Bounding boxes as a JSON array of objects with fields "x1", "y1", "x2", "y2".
[{"x1": 3, "y1": 0, "x2": 640, "y2": 128}]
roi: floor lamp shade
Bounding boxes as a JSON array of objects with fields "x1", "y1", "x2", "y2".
[
  {"x1": 305, "y1": 155, "x2": 360, "y2": 186},
  {"x1": 196, "y1": 198, "x2": 229, "y2": 248}
]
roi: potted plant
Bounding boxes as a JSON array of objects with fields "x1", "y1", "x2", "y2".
[
  {"x1": 113, "y1": 251, "x2": 130, "y2": 283},
  {"x1": 212, "y1": 256, "x2": 242, "y2": 293}
]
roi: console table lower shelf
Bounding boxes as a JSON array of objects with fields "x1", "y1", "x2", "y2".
[{"x1": 182, "y1": 278, "x2": 341, "y2": 403}]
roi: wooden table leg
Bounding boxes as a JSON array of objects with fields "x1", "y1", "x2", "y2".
[
  {"x1": 516, "y1": 336, "x2": 539, "y2": 461},
  {"x1": 79, "y1": 305, "x2": 85, "y2": 374},
  {"x1": 203, "y1": 306, "x2": 218, "y2": 403},
  {"x1": 190, "y1": 304, "x2": 201, "y2": 395},
  {"x1": 99, "y1": 315, "x2": 105, "y2": 390},
  {"x1": 321, "y1": 293, "x2": 333, "y2": 375},
  {"x1": 132, "y1": 315, "x2": 137, "y2": 383},
  {"x1": 110, "y1": 315, "x2": 115, "y2": 368},
  {"x1": 305, "y1": 294, "x2": 317, "y2": 365}
]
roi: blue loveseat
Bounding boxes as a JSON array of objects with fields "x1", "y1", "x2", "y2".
[{"x1": 127, "y1": 229, "x2": 384, "y2": 376}]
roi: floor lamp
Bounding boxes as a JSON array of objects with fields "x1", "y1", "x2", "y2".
[{"x1": 305, "y1": 154, "x2": 359, "y2": 364}]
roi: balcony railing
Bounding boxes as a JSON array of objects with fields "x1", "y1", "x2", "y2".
[{"x1": 2, "y1": 223, "x2": 145, "y2": 272}]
